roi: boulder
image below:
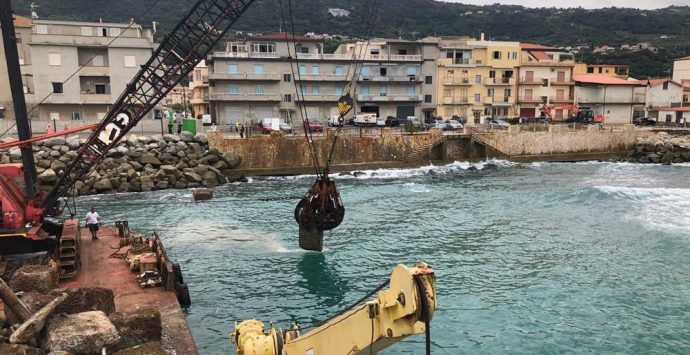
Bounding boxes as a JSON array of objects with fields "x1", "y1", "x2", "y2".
[
  {"x1": 202, "y1": 171, "x2": 218, "y2": 185},
  {"x1": 94, "y1": 179, "x2": 113, "y2": 192},
  {"x1": 160, "y1": 165, "x2": 177, "y2": 174},
  {"x1": 37, "y1": 159, "x2": 52, "y2": 169},
  {"x1": 194, "y1": 164, "x2": 208, "y2": 176},
  {"x1": 179, "y1": 131, "x2": 194, "y2": 142},
  {"x1": 9, "y1": 265, "x2": 58, "y2": 293},
  {"x1": 222, "y1": 152, "x2": 242, "y2": 169},
  {"x1": 9, "y1": 148, "x2": 22, "y2": 161},
  {"x1": 108, "y1": 307, "x2": 161, "y2": 350},
  {"x1": 162, "y1": 134, "x2": 179, "y2": 143},
  {"x1": 0, "y1": 344, "x2": 45, "y2": 355},
  {"x1": 19, "y1": 291, "x2": 56, "y2": 313},
  {"x1": 58, "y1": 146, "x2": 70, "y2": 154},
  {"x1": 130, "y1": 161, "x2": 144, "y2": 171},
  {"x1": 193, "y1": 133, "x2": 208, "y2": 144},
  {"x1": 213, "y1": 160, "x2": 228, "y2": 170},
  {"x1": 140, "y1": 176, "x2": 155, "y2": 192},
  {"x1": 43, "y1": 311, "x2": 120, "y2": 354},
  {"x1": 66, "y1": 137, "x2": 81, "y2": 149},
  {"x1": 49, "y1": 150, "x2": 60, "y2": 158},
  {"x1": 43, "y1": 137, "x2": 66, "y2": 147},
  {"x1": 202, "y1": 154, "x2": 220, "y2": 164},
  {"x1": 48, "y1": 287, "x2": 116, "y2": 315},
  {"x1": 155, "y1": 181, "x2": 169, "y2": 190},
  {"x1": 183, "y1": 172, "x2": 203, "y2": 183},
  {"x1": 112, "y1": 342, "x2": 166, "y2": 355},
  {"x1": 127, "y1": 135, "x2": 140, "y2": 146},
  {"x1": 50, "y1": 160, "x2": 66, "y2": 173},
  {"x1": 139, "y1": 154, "x2": 162, "y2": 166}
]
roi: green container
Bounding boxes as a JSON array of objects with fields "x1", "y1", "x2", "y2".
[{"x1": 182, "y1": 118, "x2": 197, "y2": 135}]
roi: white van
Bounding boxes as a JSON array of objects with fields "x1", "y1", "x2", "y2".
[
  {"x1": 354, "y1": 113, "x2": 377, "y2": 126},
  {"x1": 328, "y1": 115, "x2": 344, "y2": 127}
]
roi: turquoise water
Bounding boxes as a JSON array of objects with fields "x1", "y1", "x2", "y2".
[{"x1": 79, "y1": 161, "x2": 690, "y2": 354}]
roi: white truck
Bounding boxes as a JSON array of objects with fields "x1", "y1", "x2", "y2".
[
  {"x1": 354, "y1": 113, "x2": 378, "y2": 126},
  {"x1": 261, "y1": 117, "x2": 281, "y2": 131}
]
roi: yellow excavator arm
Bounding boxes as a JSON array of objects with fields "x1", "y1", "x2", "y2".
[{"x1": 233, "y1": 262, "x2": 436, "y2": 355}]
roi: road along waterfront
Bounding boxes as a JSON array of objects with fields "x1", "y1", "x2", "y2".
[{"x1": 77, "y1": 160, "x2": 690, "y2": 354}]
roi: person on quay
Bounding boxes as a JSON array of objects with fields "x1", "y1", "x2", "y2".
[{"x1": 85, "y1": 207, "x2": 101, "y2": 240}]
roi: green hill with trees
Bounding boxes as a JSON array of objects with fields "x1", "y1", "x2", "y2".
[{"x1": 11, "y1": 0, "x2": 690, "y2": 77}]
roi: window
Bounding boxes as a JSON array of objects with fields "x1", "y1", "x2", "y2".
[
  {"x1": 284, "y1": 94, "x2": 292, "y2": 102},
  {"x1": 508, "y1": 52, "x2": 517, "y2": 60},
  {"x1": 228, "y1": 64, "x2": 238, "y2": 74},
  {"x1": 587, "y1": 67, "x2": 594, "y2": 74},
  {"x1": 474, "y1": 94, "x2": 480, "y2": 102},
  {"x1": 424, "y1": 95, "x2": 432, "y2": 103},
  {"x1": 283, "y1": 74, "x2": 291, "y2": 82},
  {"x1": 361, "y1": 67, "x2": 370, "y2": 77},
  {"x1": 489, "y1": 70, "x2": 496, "y2": 78},
  {"x1": 407, "y1": 86, "x2": 416, "y2": 96},
  {"x1": 335, "y1": 66, "x2": 344, "y2": 76},
  {"x1": 15, "y1": 33, "x2": 22, "y2": 44},
  {"x1": 95, "y1": 84, "x2": 107, "y2": 94},
  {"x1": 475, "y1": 75, "x2": 481, "y2": 84},
  {"x1": 379, "y1": 86, "x2": 387, "y2": 96},
  {"x1": 542, "y1": 79, "x2": 549, "y2": 87},
  {"x1": 598, "y1": 67, "x2": 603, "y2": 73},
  {"x1": 504, "y1": 89, "x2": 511, "y2": 100},
  {"x1": 487, "y1": 89, "x2": 494, "y2": 97},
  {"x1": 300, "y1": 46, "x2": 309, "y2": 54},
  {"x1": 425, "y1": 76, "x2": 433, "y2": 84},
  {"x1": 492, "y1": 51, "x2": 501, "y2": 59},
  {"x1": 407, "y1": 66, "x2": 417, "y2": 76},
  {"x1": 253, "y1": 64, "x2": 263, "y2": 75},
  {"x1": 194, "y1": 70, "x2": 202, "y2": 81},
  {"x1": 334, "y1": 86, "x2": 344, "y2": 96},
  {"x1": 250, "y1": 42, "x2": 276, "y2": 53},
  {"x1": 0, "y1": 107, "x2": 4, "y2": 119},
  {"x1": 100, "y1": 28, "x2": 108, "y2": 37},
  {"x1": 71, "y1": 112, "x2": 81, "y2": 120},
  {"x1": 380, "y1": 67, "x2": 387, "y2": 77},
  {"x1": 360, "y1": 86, "x2": 369, "y2": 95},
  {"x1": 300, "y1": 85, "x2": 306, "y2": 96},
  {"x1": 663, "y1": 82, "x2": 669, "y2": 90},
  {"x1": 311, "y1": 65, "x2": 319, "y2": 75},
  {"x1": 299, "y1": 65, "x2": 306, "y2": 75},
  {"x1": 228, "y1": 85, "x2": 239, "y2": 95},
  {"x1": 35, "y1": 24, "x2": 48, "y2": 34},
  {"x1": 81, "y1": 27, "x2": 93, "y2": 36},
  {"x1": 52, "y1": 82, "x2": 63, "y2": 94},
  {"x1": 311, "y1": 86, "x2": 319, "y2": 95},
  {"x1": 255, "y1": 85, "x2": 265, "y2": 95},
  {"x1": 124, "y1": 55, "x2": 136, "y2": 68},
  {"x1": 48, "y1": 53, "x2": 61, "y2": 66}
]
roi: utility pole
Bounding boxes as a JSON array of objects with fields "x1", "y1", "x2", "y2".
[{"x1": 1, "y1": 0, "x2": 37, "y2": 198}]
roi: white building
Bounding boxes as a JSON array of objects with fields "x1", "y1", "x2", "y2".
[
  {"x1": 640, "y1": 78, "x2": 683, "y2": 118},
  {"x1": 573, "y1": 74, "x2": 642, "y2": 125},
  {"x1": 657, "y1": 106, "x2": 690, "y2": 125}
]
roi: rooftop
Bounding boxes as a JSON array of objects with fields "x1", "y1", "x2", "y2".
[
  {"x1": 12, "y1": 14, "x2": 32, "y2": 28},
  {"x1": 644, "y1": 78, "x2": 682, "y2": 87},
  {"x1": 251, "y1": 33, "x2": 322, "y2": 42},
  {"x1": 520, "y1": 43, "x2": 556, "y2": 51},
  {"x1": 574, "y1": 74, "x2": 640, "y2": 85}
]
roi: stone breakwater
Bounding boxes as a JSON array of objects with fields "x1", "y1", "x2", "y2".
[
  {"x1": 0, "y1": 132, "x2": 242, "y2": 196},
  {"x1": 624, "y1": 132, "x2": 690, "y2": 164}
]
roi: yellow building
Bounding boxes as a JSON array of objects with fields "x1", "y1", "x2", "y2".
[
  {"x1": 435, "y1": 35, "x2": 520, "y2": 124},
  {"x1": 189, "y1": 60, "x2": 210, "y2": 117},
  {"x1": 573, "y1": 63, "x2": 629, "y2": 79}
]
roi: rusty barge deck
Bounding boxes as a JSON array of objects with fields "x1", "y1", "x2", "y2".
[{"x1": 59, "y1": 219, "x2": 198, "y2": 354}]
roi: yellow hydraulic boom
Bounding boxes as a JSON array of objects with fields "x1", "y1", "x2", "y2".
[{"x1": 233, "y1": 262, "x2": 436, "y2": 354}]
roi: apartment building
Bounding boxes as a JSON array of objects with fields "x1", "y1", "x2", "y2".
[
  {"x1": 163, "y1": 86, "x2": 188, "y2": 107},
  {"x1": 517, "y1": 43, "x2": 575, "y2": 120},
  {"x1": 0, "y1": 14, "x2": 32, "y2": 121},
  {"x1": 640, "y1": 79, "x2": 683, "y2": 118},
  {"x1": 207, "y1": 33, "x2": 436, "y2": 126},
  {"x1": 432, "y1": 35, "x2": 521, "y2": 123},
  {"x1": 10, "y1": 18, "x2": 155, "y2": 122},
  {"x1": 573, "y1": 74, "x2": 642, "y2": 124},
  {"x1": 189, "y1": 60, "x2": 210, "y2": 117},
  {"x1": 672, "y1": 56, "x2": 690, "y2": 103},
  {"x1": 573, "y1": 63, "x2": 630, "y2": 79}
]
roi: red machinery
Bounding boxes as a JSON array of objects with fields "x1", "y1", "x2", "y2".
[
  {"x1": 0, "y1": 0, "x2": 256, "y2": 254},
  {"x1": 542, "y1": 104, "x2": 605, "y2": 124}
]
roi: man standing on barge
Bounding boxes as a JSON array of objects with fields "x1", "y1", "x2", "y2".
[{"x1": 85, "y1": 207, "x2": 101, "y2": 240}]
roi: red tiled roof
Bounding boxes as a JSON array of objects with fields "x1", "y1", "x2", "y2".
[
  {"x1": 530, "y1": 51, "x2": 550, "y2": 60},
  {"x1": 13, "y1": 14, "x2": 31, "y2": 28},
  {"x1": 252, "y1": 33, "x2": 322, "y2": 42},
  {"x1": 573, "y1": 74, "x2": 641, "y2": 85},
  {"x1": 677, "y1": 56, "x2": 690, "y2": 61},
  {"x1": 521, "y1": 43, "x2": 556, "y2": 50},
  {"x1": 657, "y1": 106, "x2": 690, "y2": 112},
  {"x1": 645, "y1": 78, "x2": 682, "y2": 87}
]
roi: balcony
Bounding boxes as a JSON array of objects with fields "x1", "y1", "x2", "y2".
[
  {"x1": 577, "y1": 96, "x2": 645, "y2": 105},
  {"x1": 484, "y1": 96, "x2": 514, "y2": 105},
  {"x1": 519, "y1": 78, "x2": 545, "y2": 85},
  {"x1": 518, "y1": 96, "x2": 545, "y2": 104},
  {"x1": 549, "y1": 96, "x2": 573, "y2": 103},
  {"x1": 484, "y1": 78, "x2": 515, "y2": 86},
  {"x1": 190, "y1": 97, "x2": 208, "y2": 105},
  {"x1": 550, "y1": 80, "x2": 575, "y2": 86},
  {"x1": 209, "y1": 93, "x2": 281, "y2": 102},
  {"x1": 296, "y1": 94, "x2": 342, "y2": 102},
  {"x1": 356, "y1": 94, "x2": 423, "y2": 102},
  {"x1": 442, "y1": 97, "x2": 470, "y2": 105},
  {"x1": 358, "y1": 75, "x2": 422, "y2": 83},
  {"x1": 31, "y1": 34, "x2": 154, "y2": 48},
  {"x1": 79, "y1": 66, "x2": 110, "y2": 77},
  {"x1": 442, "y1": 77, "x2": 471, "y2": 85},
  {"x1": 208, "y1": 73, "x2": 281, "y2": 81},
  {"x1": 296, "y1": 74, "x2": 350, "y2": 82},
  {"x1": 80, "y1": 94, "x2": 113, "y2": 104},
  {"x1": 211, "y1": 52, "x2": 280, "y2": 59}
]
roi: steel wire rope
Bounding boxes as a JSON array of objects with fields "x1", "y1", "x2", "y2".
[
  {"x1": 0, "y1": 0, "x2": 164, "y2": 140},
  {"x1": 277, "y1": 0, "x2": 322, "y2": 178}
]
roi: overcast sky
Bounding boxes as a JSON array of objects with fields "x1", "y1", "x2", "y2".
[{"x1": 441, "y1": 0, "x2": 688, "y2": 9}]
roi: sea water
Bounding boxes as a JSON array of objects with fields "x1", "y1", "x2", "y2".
[{"x1": 80, "y1": 161, "x2": 690, "y2": 354}]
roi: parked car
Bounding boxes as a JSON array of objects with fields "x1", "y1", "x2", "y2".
[
  {"x1": 279, "y1": 122, "x2": 293, "y2": 133},
  {"x1": 256, "y1": 124, "x2": 273, "y2": 134},
  {"x1": 385, "y1": 116, "x2": 400, "y2": 127},
  {"x1": 633, "y1": 117, "x2": 656, "y2": 126},
  {"x1": 308, "y1": 121, "x2": 323, "y2": 132},
  {"x1": 447, "y1": 119, "x2": 464, "y2": 130},
  {"x1": 376, "y1": 117, "x2": 386, "y2": 127},
  {"x1": 489, "y1": 118, "x2": 510, "y2": 129}
]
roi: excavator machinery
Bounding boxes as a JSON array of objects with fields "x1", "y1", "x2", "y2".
[
  {"x1": 542, "y1": 104, "x2": 605, "y2": 125},
  {"x1": 1, "y1": 0, "x2": 436, "y2": 353}
]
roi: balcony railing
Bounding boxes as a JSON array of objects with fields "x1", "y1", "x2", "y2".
[
  {"x1": 519, "y1": 78, "x2": 545, "y2": 85},
  {"x1": 296, "y1": 94, "x2": 343, "y2": 102},
  {"x1": 577, "y1": 96, "x2": 645, "y2": 104},
  {"x1": 356, "y1": 94, "x2": 423, "y2": 102},
  {"x1": 79, "y1": 94, "x2": 113, "y2": 104},
  {"x1": 550, "y1": 79, "x2": 575, "y2": 86},
  {"x1": 484, "y1": 96, "x2": 514, "y2": 105},
  {"x1": 208, "y1": 73, "x2": 281, "y2": 81},
  {"x1": 484, "y1": 78, "x2": 515, "y2": 85},
  {"x1": 358, "y1": 75, "x2": 421, "y2": 82},
  {"x1": 209, "y1": 93, "x2": 281, "y2": 101},
  {"x1": 295, "y1": 74, "x2": 350, "y2": 82},
  {"x1": 442, "y1": 97, "x2": 469, "y2": 104},
  {"x1": 442, "y1": 77, "x2": 471, "y2": 85},
  {"x1": 212, "y1": 52, "x2": 280, "y2": 59},
  {"x1": 518, "y1": 96, "x2": 545, "y2": 103}
]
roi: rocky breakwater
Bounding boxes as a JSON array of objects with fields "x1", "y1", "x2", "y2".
[
  {"x1": 0, "y1": 132, "x2": 242, "y2": 196},
  {"x1": 625, "y1": 132, "x2": 690, "y2": 164}
]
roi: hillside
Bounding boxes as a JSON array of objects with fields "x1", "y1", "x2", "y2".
[{"x1": 11, "y1": 0, "x2": 690, "y2": 77}]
